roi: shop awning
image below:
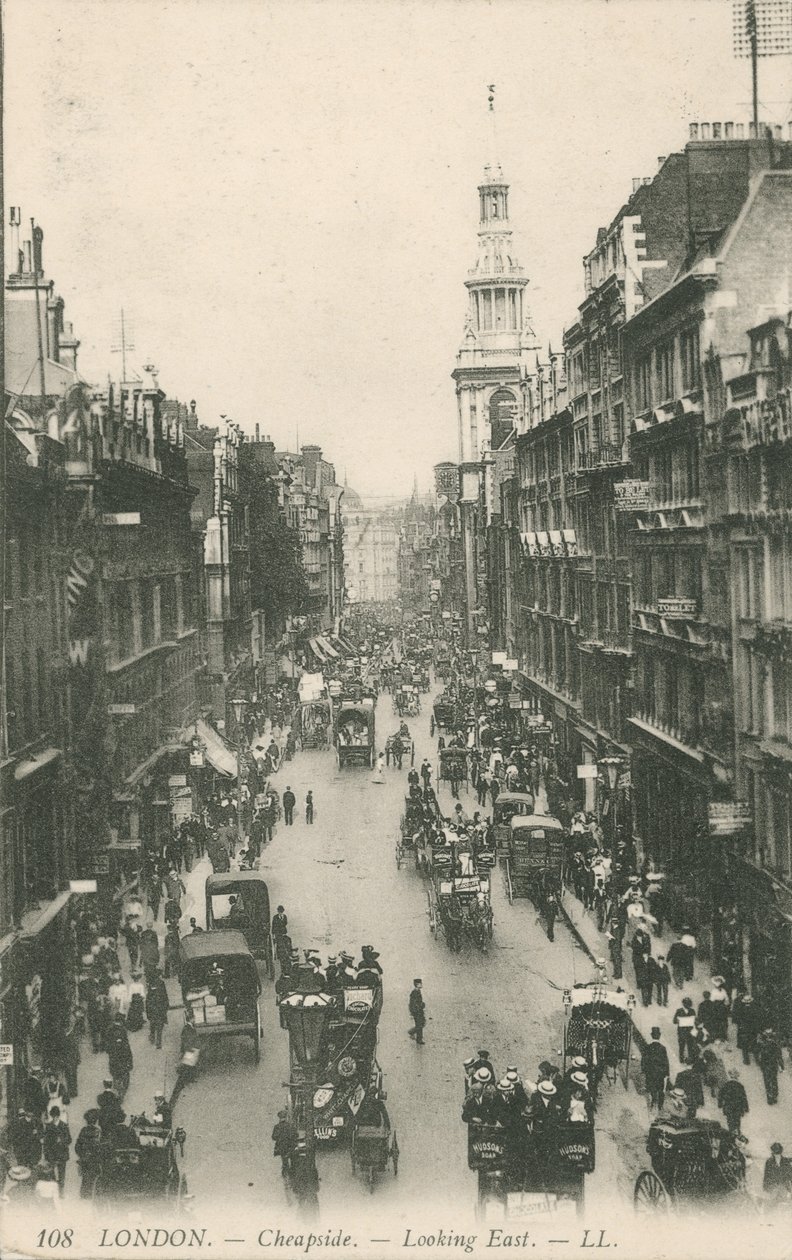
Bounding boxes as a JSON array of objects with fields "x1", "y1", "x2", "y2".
[
  {"x1": 191, "y1": 718, "x2": 238, "y2": 778},
  {"x1": 20, "y1": 890, "x2": 73, "y2": 940},
  {"x1": 308, "y1": 637, "x2": 328, "y2": 663},
  {"x1": 14, "y1": 746, "x2": 62, "y2": 782}
]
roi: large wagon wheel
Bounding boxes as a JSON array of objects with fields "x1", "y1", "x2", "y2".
[
  {"x1": 634, "y1": 1169, "x2": 671, "y2": 1213},
  {"x1": 718, "y1": 1144, "x2": 746, "y2": 1194},
  {"x1": 427, "y1": 890, "x2": 437, "y2": 935}
]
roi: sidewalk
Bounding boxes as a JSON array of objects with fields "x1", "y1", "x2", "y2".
[{"x1": 559, "y1": 880, "x2": 791, "y2": 1179}]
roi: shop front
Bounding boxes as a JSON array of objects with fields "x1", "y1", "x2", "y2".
[
  {"x1": 631, "y1": 729, "x2": 713, "y2": 943},
  {"x1": 733, "y1": 857, "x2": 792, "y2": 1043}
]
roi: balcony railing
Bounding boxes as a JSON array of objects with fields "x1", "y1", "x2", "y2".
[{"x1": 580, "y1": 441, "x2": 626, "y2": 470}]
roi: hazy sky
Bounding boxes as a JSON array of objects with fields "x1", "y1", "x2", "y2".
[{"x1": 5, "y1": 0, "x2": 791, "y2": 497}]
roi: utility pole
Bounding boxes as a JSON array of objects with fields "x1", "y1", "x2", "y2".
[{"x1": 732, "y1": 0, "x2": 792, "y2": 137}]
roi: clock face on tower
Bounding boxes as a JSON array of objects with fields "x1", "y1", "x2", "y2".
[{"x1": 489, "y1": 388, "x2": 518, "y2": 450}]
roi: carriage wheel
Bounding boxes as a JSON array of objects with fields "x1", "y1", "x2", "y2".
[
  {"x1": 719, "y1": 1145, "x2": 746, "y2": 1193},
  {"x1": 266, "y1": 938, "x2": 275, "y2": 981},
  {"x1": 391, "y1": 1131, "x2": 399, "y2": 1176},
  {"x1": 634, "y1": 1170, "x2": 670, "y2": 1213},
  {"x1": 427, "y1": 891, "x2": 436, "y2": 934}
]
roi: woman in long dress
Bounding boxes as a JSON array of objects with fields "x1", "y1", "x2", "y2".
[{"x1": 372, "y1": 751, "x2": 385, "y2": 784}]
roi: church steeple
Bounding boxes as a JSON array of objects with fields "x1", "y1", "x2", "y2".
[{"x1": 463, "y1": 86, "x2": 532, "y2": 345}]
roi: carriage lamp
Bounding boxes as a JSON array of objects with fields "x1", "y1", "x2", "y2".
[{"x1": 230, "y1": 696, "x2": 246, "y2": 725}]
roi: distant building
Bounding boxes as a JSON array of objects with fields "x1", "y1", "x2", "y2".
[{"x1": 342, "y1": 484, "x2": 399, "y2": 605}]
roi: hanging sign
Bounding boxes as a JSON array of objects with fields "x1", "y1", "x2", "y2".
[
  {"x1": 708, "y1": 801, "x2": 752, "y2": 836},
  {"x1": 0, "y1": 1045, "x2": 14, "y2": 1066},
  {"x1": 102, "y1": 513, "x2": 141, "y2": 526},
  {"x1": 577, "y1": 764, "x2": 599, "y2": 779}
]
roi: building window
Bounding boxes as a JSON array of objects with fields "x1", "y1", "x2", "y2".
[
  {"x1": 656, "y1": 339, "x2": 675, "y2": 401},
  {"x1": 636, "y1": 353, "x2": 652, "y2": 411},
  {"x1": 680, "y1": 325, "x2": 701, "y2": 391}
]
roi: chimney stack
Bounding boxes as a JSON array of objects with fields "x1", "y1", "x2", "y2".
[
  {"x1": 712, "y1": 122, "x2": 722, "y2": 139},
  {"x1": 724, "y1": 122, "x2": 733, "y2": 138},
  {"x1": 701, "y1": 123, "x2": 711, "y2": 140},
  {"x1": 736, "y1": 123, "x2": 745, "y2": 139}
]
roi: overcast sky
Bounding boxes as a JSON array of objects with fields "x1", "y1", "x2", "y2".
[{"x1": 5, "y1": 0, "x2": 791, "y2": 497}]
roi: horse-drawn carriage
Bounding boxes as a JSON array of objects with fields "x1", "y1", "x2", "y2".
[
  {"x1": 492, "y1": 791, "x2": 535, "y2": 851},
  {"x1": 505, "y1": 814, "x2": 565, "y2": 905},
  {"x1": 385, "y1": 728, "x2": 415, "y2": 768},
  {"x1": 394, "y1": 685, "x2": 421, "y2": 718},
  {"x1": 438, "y1": 746, "x2": 469, "y2": 790},
  {"x1": 431, "y1": 692, "x2": 459, "y2": 734},
  {"x1": 92, "y1": 1118, "x2": 188, "y2": 1210},
  {"x1": 563, "y1": 983, "x2": 634, "y2": 1089},
  {"x1": 350, "y1": 1097, "x2": 399, "y2": 1193},
  {"x1": 427, "y1": 849, "x2": 493, "y2": 952},
  {"x1": 634, "y1": 1117, "x2": 747, "y2": 1213},
  {"x1": 395, "y1": 794, "x2": 438, "y2": 869},
  {"x1": 468, "y1": 1118, "x2": 594, "y2": 1220}
]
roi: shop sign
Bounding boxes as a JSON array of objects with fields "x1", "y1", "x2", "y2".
[
  {"x1": 102, "y1": 512, "x2": 141, "y2": 526},
  {"x1": 504, "y1": 659, "x2": 518, "y2": 672},
  {"x1": 108, "y1": 703, "x2": 137, "y2": 715},
  {"x1": 577, "y1": 764, "x2": 599, "y2": 779},
  {"x1": 168, "y1": 775, "x2": 188, "y2": 788},
  {"x1": 658, "y1": 597, "x2": 698, "y2": 618},
  {"x1": 617, "y1": 771, "x2": 632, "y2": 791},
  {"x1": 69, "y1": 879, "x2": 97, "y2": 894},
  {"x1": 708, "y1": 801, "x2": 752, "y2": 836},
  {"x1": 529, "y1": 723, "x2": 553, "y2": 735},
  {"x1": 92, "y1": 854, "x2": 111, "y2": 875},
  {"x1": 190, "y1": 749, "x2": 205, "y2": 767},
  {"x1": 615, "y1": 479, "x2": 649, "y2": 511},
  {"x1": 0, "y1": 1045, "x2": 14, "y2": 1066},
  {"x1": 509, "y1": 700, "x2": 522, "y2": 710}
]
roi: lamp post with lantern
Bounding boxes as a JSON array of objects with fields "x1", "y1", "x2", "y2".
[
  {"x1": 279, "y1": 991, "x2": 333, "y2": 1200},
  {"x1": 229, "y1": 696, "x2": 247, "y2": 849}
]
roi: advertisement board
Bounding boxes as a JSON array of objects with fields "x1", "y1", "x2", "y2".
[{"x1": 614, "y1": 479, "x2": 650, "y2": 511}]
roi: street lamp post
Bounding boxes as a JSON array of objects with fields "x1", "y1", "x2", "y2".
[
  {"x1": 279, "y1": 992, "x2": 332, "y2": 1200},
  {"x1": 229, "y1": 696, "x2": 247, "y2": 849}
]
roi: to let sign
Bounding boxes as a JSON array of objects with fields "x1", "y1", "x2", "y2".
[
  {"x1": 614, "y1": 480, "x2": 650, "y2": 511},
  {"x1": 0, "y1": 1045, "x2": 14, "y2": 1066},
  {"x1": 658, "y1": 597, "x2": 698, "y2": 618}
]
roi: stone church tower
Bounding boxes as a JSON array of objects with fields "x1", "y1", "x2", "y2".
[{"x1": 452, "y1": 89, "x2": 539, "y2": 637}]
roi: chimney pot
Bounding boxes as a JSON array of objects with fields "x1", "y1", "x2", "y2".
[
  {"x1": 749, "y1": 122, "x2": 757, "y2": 138},
  {"x1": 689, "y1": 122, "x2": 699, "y2": 140},
  {"x1": 657, "y1": 155, "x2": 666, "y2": 167},
  {"x1": 701, "y1": 123, "x2": 711, "y2": 140},
  {"x1": 774, "y1": 124, "x2": 782, "y2": 140},
  {"x1": 712, "y1": 122, "x2": 722, "y2": 139},
  {"x1": 736, "y1": 123, "x2": 745, "y2": 139},
  {"x1": 255, "y1": 423, "x2": 260, "y2": 442},
  {"x1": 642, "y1": 177, "x2": 651, "y2": 185},
  {"x1": 724, "y1": 121, "x2": 734, "y2": 138}
]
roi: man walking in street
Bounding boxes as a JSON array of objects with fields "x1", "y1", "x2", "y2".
[
  {"x1": 283, "y1": 787, "x2": 296, "y2": 826},
  {"x1": 305, "y1": 791, "x2": 314, "y2": 824},
  {"x1": 755, "y1": 1026, "x2": 784, "y2": 1104},
  {"x1": 763, "y1": 1142, "x2": 792, "y2": 1204},
  {"x1": 105, "y1": 1015, "x2": 133, "y2": 1100},
  {"x1": 641, "y1": 1027, "x2": 670, "y2": 1111},
  {"x1": 146, "y1": 969, "x2": 169, "y2": 1049},
  {"x1": 718, "y1": 1069, "x2": 749, "y2": 1135},
  {"x1": 673, "y1": 997, "x2": 698, "y2": 1065},
  {"x1": 408, "y1": 978, "x2": 426, "y2": 1045},
  {"x1": 74, "y1": 1108, "x2": 103, "y2": 1198},
  {"x1": 42, "y1": 1106, "x2": 71, "y2": 1193},
  {"x1": 650, "y1": 954, "x2": 671, "y2": 1006}
]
